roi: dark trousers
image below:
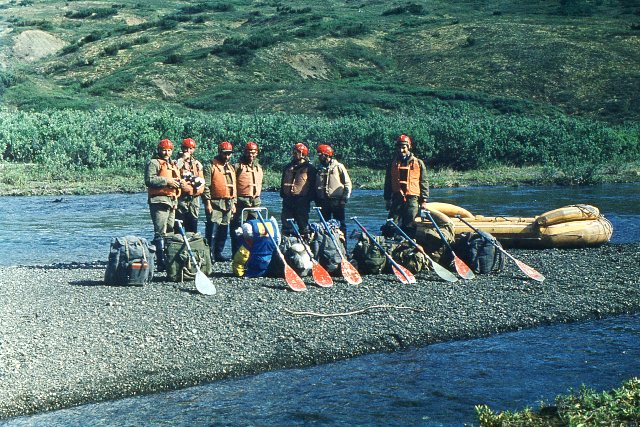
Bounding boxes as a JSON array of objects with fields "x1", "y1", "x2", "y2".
[
  {"x1": 281, "y1": 196, "x2": 311, "y2": 236},
  {"x1": 387, "y1": 194, "x2": 419, "y2": 238}
]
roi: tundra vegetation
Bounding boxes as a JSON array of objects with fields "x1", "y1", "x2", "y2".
[{"x1": 0, "y1": 0, "x2": 638, "y2": 194}]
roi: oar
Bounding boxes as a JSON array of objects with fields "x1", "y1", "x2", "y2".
[
  {"x1": 386, "y1": 219, "x2": 458, "y2": 283},
  {"x1": 256, "y1": 211, "x2": 306, "y2": 292},
  {"x1": 422, "y1": 210, "x2": 475, "y2": 280},
  {"x1": 175, "y1": 219, "x2": 216, "y2": 295},
  {"x1": 351, "y1": 217, "x2": 416, "y2": 284},
  {"x1": 456, "y1": 216, "x2": 545, "y2": 282},
  {"x1": 287, "y1": 219, "x2": 333, "y2": 288},
  {"x1": 312, "y1": 207, "x2": 362, "y2": 285}
]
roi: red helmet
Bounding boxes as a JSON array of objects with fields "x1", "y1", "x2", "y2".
[
  {"x1": 182, "y1": 138, "x2": 196, "y2": 149},
  {"x1": 158, "y1": 139, "x2": 174, "y2": 150},
  {"x1": 317, "y1": 144, "x2": 333, "y2": 157},
  {"x1": 396, "y1": 134, "x2": 412, "y2": 148},
  {"x1": 294, "y1": 142, "x2": 309, "y2": 156},
  {"x1": 245, "y1": 141, "x2": 259, "y2": 152},
  {"x1": 218, "y1": 141, "x2": 233, "y2": 153}
]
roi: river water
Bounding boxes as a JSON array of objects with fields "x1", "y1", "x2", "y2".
[{"x1": 1, "y1": 184, "x2": 639, "y2": 425}]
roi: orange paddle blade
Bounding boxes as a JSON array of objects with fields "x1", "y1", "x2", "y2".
[
  {"x1": 392, "y1": 264, "x2": 416, "y2": 284},
  {"x1": 284, "y1": 263, "x2": 307, "y2": 292},
  {"x1": 514, "y1": 259, "x2": 545, "y2": 282},
  {"x1": 312, "y1": 261, "x2": 333, "y2": 288},
  {"x1": 454, "y1": 255, "x2": 476, "y2": 280},
  {"x1": 341, "y1": 260, "x2": 362, "y2": 285}
]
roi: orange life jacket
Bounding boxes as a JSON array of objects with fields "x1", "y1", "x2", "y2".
[
  {"x1": 148, "y1": 159, "x2": 181, "y2": 198},
  {"x1": 236, "y1": 162, "x2": 263, "y2": 198},
  {"x1": 282, "y1": 162, "x2": 312, "y2": 197},
  {"x1": 179, "y1": 158, "x2": 204, "y2": 196},
  {"x1": 209, "y1": 159, "x2": 236, "y2": 199},
  {"x1": 390, "y1": 157, "x2": 422, "y2": 197}
]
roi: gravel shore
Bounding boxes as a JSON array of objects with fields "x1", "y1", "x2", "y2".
[{"x1": 1, "y1": 243, "x2": 639, "y2": 420}]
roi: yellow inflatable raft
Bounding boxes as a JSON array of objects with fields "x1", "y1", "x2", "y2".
[{"x1": 419, "y1": 202, "x2": 613, "y2": 249}]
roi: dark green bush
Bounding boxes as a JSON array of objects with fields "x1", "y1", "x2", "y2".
[{"x1": 65, "y1": 8, "x2": 118, "y2": 19}]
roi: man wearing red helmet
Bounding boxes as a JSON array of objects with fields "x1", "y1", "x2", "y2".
[
  {"x1": 314, "y1": 143, "x2": 352, "y2": 239},
  {"x1": 230, "y1": 141, "x2": 264, "y2": 255},
  {"x1": 176, "y1": 138, "x2": 205, "y2": 233},
  {"x1": 145, "y1": 138, "x2": 183, "y2": 271},
  {"x1": 280, "y1": 142, "x2": 316, "y2": 235},
  {"x1": 383, "y1": 134, "x2": 429, "y2": 237},
  {"x1": 204, "y1": 141, "x2": 237, "y2": 262}
]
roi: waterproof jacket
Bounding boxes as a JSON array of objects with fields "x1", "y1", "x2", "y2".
[
  {"x1": 315, "y1": 159, "x2": 352, "y2": 201},
  {"x1": 383, "y1": 154, "x2": 429, "y2": 202}
]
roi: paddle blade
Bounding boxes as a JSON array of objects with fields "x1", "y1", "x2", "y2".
[
  {"x1": 392, "y1": 264, "x2": 416, "y2": 284},
  {"x1": 195, "y1": 271, "x2": 216, "y2": 295},
  {"x1": 312, "y1": 261, "x2": 333, "y2": 288},
  {"x1": 284, "y1": 263, "x2": 307, "y2": 292},
  {"x1": 454, "y1": 255, "x2": 476, "y2": 280},
  {"x1": 514, "y1": 258, "x2": 545, "y2": 282},
  {"x1": 430, "y1": 259, "x2": 458, "y2": 283},
  {"x1": 341, "y1": 260, "x2": 363, "y2": 285}
]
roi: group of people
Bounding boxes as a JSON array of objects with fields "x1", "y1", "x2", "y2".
[{"x1": 144, "y1": 134, "x2": 429, "y2": 272}]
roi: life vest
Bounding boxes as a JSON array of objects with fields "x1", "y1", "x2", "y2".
[
  {"x1": 148, "y1": 159, "x2": 181, "y2": 198},
  {"x1": 390, "y1": 157, "x2": 422, "y2": 197},
  {"x1": 236, "y1": 162, "x2": 263, "y2": 198},
  {"x1": 209, "y1": 159, "x2": 236, "y2": 199},
  {"x1": 232, "y1": 218, "x2": 279, "y2": 278},
  {"x1": 282, "y1": 161, "x2": 312, "y2": 197},
  {"x1": 315, "y1": 160, "x2": 348, "y2": 200},
  {"x1": 179, "y1": 158, "x2": 204, "y2": 196}
]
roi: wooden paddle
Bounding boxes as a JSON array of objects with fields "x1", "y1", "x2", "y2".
[
  {"x1": 423, "y1": 210, "x2": 475, "y2": 280},
  {"x1": 386, "y1": 219, "x2": 458, "y2": 283},
  {"x1": 312, "y1": 207, "x2": 362, "y2": 285},
  {"x1": 287, "y1": 219, "x2": 333, "y2": 288},
  {"x1": 352, "y1": 217, "x2": 416, "y2": 284},
  {"x1": 456, "y1": 216, "x2": 545, "y2": 282},
  {"x1": 256, "y1": 211, "x2": 306, "y2": 292},
  {"x1": 175, "y1": 220, "x2": 216, "y2": 295}
]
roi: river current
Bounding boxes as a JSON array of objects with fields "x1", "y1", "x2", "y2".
[{"x1": 1, "y1": 184, "x2": 638, "y2": 426}]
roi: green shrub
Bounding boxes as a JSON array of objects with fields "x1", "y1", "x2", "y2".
[{"x1": 65, "y1": 7, "x2": 118, "y2": 19}]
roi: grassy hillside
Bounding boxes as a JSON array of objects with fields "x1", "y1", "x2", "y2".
[{"x1": 0, "y1": 0, "x2": 638, "y2": 122}]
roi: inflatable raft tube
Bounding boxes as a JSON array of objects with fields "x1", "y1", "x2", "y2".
[
  {"x1": 421, "y1": 203, "x2": 612, "y2": 249},
  {"x1": 535, "y1": 204, "x2": 600, "y2": 226},
  {"x1": 424, "y1": 202, "x2": 474, "y2": 219}
]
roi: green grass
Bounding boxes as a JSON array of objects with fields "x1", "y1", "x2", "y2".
[
  {"x1": 476, "y1": 377, "x2": 640, "y2": 426},
  {"x1": 0, "y1": 0, "x2": 638, "y2": 123}
]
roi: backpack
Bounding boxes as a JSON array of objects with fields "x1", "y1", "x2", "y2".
[
  {"x1": 267, "y1": 235, "x2": 312, "y2": 277},
  {"x1": 165, "y1": 232, "x2": 213, "y2": 282},
  {"x1": 309, "y1": 221, "x2": 345, "y2": 274},
  {"x1": 391, "y1": 241, "x2": 428, "y2": 274},
  {"x1": 350, "y1": 232, "x2": 398, "y2": 275},
  {"x1": 457, "y1": 231, "x2": 504, "y2": 274},
  {"x1": 414, "y1": 220, "x2": 455, "y2": 264},
  {"x1": 104, "y1": 236, "x2": 155, "y2": 286}
]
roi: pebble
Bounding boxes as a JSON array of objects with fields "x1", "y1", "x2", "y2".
[{"x1": 0, "y1": 243, "x2": 639, "y2": 419}]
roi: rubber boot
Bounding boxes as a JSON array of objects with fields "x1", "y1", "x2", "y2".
[
  {"x1": 213, "y1": 224, "x2": 230, "y2": 262},
  {"x1": 153, "y1": 238, "x2": 166, "y2": 272}
]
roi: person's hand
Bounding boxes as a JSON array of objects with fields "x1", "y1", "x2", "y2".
[
  {"x1": 231, "y1": 203, "x2": 237, "y2": 214},
  {"x1": 167, "y1": 178, "x2": 181, "y2": 189},
  {"x1": 420, "y1": 201, "x2": 428, "y2": 210},
  {"x1": 205, "y1": 203, "x2": 213, "y2": 215}
]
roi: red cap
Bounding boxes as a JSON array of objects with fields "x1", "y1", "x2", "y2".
[
  {"x1": 317, "y1": 144, "x2": 333, "y2": 157},
  {"x1": 158, "y1": 139, "x2": 174, "y2": 149},
  {"x1": 218, "y1": 141, "x2": 233, "y2": 152},
  {"x1": 182, "y1": 138, "x2": 196, "y2": 149},
  {"x1": 396, "y1": 134, "x2": 412, "y2": 148},
  {"x1": 294, "y1": 142, "x2": 309, "y2": 156},
  {"x1": 245, "y1": 141, "x2": 259, "y2": 152}
]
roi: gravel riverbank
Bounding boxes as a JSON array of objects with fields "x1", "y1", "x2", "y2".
[{"x1": 1, "y1": 243, "x2": 639, "y2": 420}]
